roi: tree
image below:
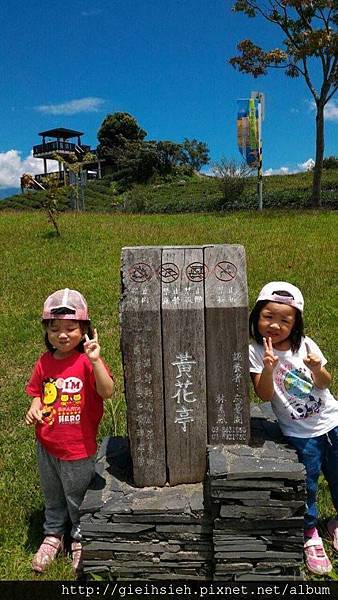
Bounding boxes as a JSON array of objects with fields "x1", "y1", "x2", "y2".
[
  {"x1": 229, "y1": 1, "x2": 338, "y2": 207},
  {"x1": 97, "y1": 112, "x2": 147, "y2": 162},
  {"x1": 155, "y1": 140, "x2": 183, "y2": 174},
  {"x1": 323, "y1": 155, "x2": 338, "y2": 169},
  {"x1": 180, "y1": 138, "x2": 210, "y2": 171}
]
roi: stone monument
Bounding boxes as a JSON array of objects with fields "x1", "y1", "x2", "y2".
[{"x1": 120, "y1": 244, "x2": 250, "y2": 486}]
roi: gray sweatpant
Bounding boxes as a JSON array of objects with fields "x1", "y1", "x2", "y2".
[{"x1": 37, "y1": 441, "x2": 95, "y2": 540}]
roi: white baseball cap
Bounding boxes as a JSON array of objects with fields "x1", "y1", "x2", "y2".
[{"x1": 256, "y1": 281, "x2": 304, "y2": 312}]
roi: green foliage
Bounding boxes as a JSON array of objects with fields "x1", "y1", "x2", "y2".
[
  {"x1": 180, "y1": 138, "x2": 210, "y2": 171},
  {"x1": 323, "y1": 156, "x2": 338, "y2": 170},
  {"x1": 97, "y1": 112, "x2": 147, "y2": 158},
  {"x1": 1, "y1": 169, "x2": 337, "y2": 215},
  {"x1": 96, "y1": 111, "x2": 210, "y2": 190}
]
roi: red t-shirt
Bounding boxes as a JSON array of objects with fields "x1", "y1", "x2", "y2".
[{"x1": 26, "y1": 351, "x2": 111, "y2": 460}]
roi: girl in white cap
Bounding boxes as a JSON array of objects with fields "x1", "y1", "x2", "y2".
[
  {"x1": 249, "y1": 282, "x2": 338, "y2": 575},
  {"x1": 25, "y1": 289, "x2": 114, "y2": 574}
]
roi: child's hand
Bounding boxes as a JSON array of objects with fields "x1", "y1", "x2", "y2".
[
  {"x1": 304, "y1": 342, "x2": 322, "y2": 374},
  {"x1": 84, "y1": 329, "x2": 101, "y2": 364},
  {"x1": 263, "y1": 336, "x2": 279, "y2": 372},
  {"x1": 25, "y1": 400, "x2": 44, "y2": 425}
]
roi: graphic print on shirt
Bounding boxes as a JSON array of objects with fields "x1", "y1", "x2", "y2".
[
  {"x1": 274, "y1": 361, "x2": 322, "y2": 420},
  {"x1": 42, "y1": 376, "x2": 83, "y2": 426},
  {"x1": 42, "y1": 378, "x2": 58, "y2": 425}
]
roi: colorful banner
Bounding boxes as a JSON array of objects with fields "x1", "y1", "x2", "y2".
[{"x1": 237, "y1": 98, "x2": 259, "y2": 167}]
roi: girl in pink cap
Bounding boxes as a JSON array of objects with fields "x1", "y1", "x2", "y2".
[
  {"x1": 25, "y1": 289, "x2": 114, "y2": 574},
  {"x1": 249, "y1": 281, "x2": 338, "y2": 576}
]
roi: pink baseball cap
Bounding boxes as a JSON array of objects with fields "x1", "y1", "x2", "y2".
[
  {"x1": 42, "y1": 288, "x2": 89, "y2": 320},
  {"x1": 256, "y1": 281, "x2": 304, "y2": 312}
]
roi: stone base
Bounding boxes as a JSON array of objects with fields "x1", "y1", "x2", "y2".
[
  {"x1": 80, "y1": 437, "x2": 213, "y2": 579},
  {"x1": 80, "y1": 403, "x2": 305, "y2": 580},
  {"x1": 208, "y1": 403, "x2": 306, "y2": 581}
]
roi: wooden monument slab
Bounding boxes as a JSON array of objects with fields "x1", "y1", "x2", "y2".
[
  {"x1": 120, "y1": 247, "x2": 166, "y2": 486},
  {"x1": 161, "y1": 247, "x2": 208, "y2": 485},
  {"x1": 204, "y1": 245, "x2": 250, "y2": 445}
]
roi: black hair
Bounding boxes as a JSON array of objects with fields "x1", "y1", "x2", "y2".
[
  {"x1": 249, "y1": 291, "x2": 304, "y2": 353},
  {"x1": 42, "y1": 319, "x2": 94, "y2": 353}
]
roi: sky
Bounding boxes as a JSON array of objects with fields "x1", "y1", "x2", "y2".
[{"x1": 0, "y1": 0, "x2": 337, "y2": 190}]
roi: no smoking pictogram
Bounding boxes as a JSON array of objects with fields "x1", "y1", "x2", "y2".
[
  {"x1": 129, "y1": 263, "x2": 153, "y2": 283},
  {"x1": 214, "y1": 261, "x2": 237, "y2": 282}
]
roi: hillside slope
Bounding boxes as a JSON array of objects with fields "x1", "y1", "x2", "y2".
[{"x1": 0, "y1": 170, "x2": 337, "y2": 212}]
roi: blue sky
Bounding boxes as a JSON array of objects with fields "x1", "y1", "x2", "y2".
[{"x1": 0, "y1": 0, "x2": 337, "y2": 189}]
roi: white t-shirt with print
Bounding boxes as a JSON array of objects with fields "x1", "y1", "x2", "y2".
[{"x1": 249, "y1": 336, "x2": 338, "y2": 438}]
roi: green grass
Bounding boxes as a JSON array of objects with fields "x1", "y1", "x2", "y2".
[{"x1": 0, "y1": 210, "x2": 337, "y2": 580}]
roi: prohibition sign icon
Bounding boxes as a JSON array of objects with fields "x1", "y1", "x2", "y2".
[
  {"x1": 214, "y1": 261, "x2": 237, "y2": 282},
  {"x1": 129, "y1": 263, "x2": 153, "y2": 283},
  {"x1": 186, "y1": 262, "x2": 208, "y2": 282},
  {"x1": 158, "y1": 263, "x2": 179, "y2": 283}
]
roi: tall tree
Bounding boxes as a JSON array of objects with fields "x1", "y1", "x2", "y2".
[
  {"x1": 97, "y1": 112, "x2": 147, "y2": 163},
  {"x1": 180, "y1": 138, "x2": 210, "y2": 171},
  {"x1": 229, "y1": 1, "x2": 337, "y2": 207}
]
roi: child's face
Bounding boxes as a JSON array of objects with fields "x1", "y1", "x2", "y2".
[
  {"x1": 46, "y1": 319, "x2": 83, "y2": 356},
  {"x1": 258, "y1": 302, "x2": 296, "y2": 350}
]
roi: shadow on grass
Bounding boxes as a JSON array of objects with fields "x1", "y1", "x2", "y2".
[
  {"x1": 41, "y1": 230, "x2": 61, "y2": 240},
  {"x1": 25, "y1": 509, "x2": 44, "y2": 552}
]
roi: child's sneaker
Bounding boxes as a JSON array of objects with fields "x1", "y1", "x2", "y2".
[
  {"x1": 71, "y1": 541, "x2": 83, "y2": 574},
  {"x1": 304, "y1": 537, "x2": 332, "y2": 575},
  {"x1": 32, "y1": 535, "x2": 63, "y2": 573},
  {"x1": 327, "y1": 519, "x2": 338, "y2": 551}
]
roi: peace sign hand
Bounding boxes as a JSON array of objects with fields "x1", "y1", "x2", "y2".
[
  {"x1": 263, "y1": 336, "x2": 279, "y2": 372},
  {"x1": 84, "y1": 329, "x2": 101, "y2": 364},
  {"x1": 303, "y1": 341, "x2": 322, "y2": 374}
]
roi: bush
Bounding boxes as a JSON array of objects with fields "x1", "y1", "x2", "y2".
[{"x1": 211, "y1": 159, "x2": 254, "y2": 210}]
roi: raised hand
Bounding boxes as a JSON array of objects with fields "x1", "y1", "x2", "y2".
[
  {"x1": 84, "y1": 329, "x2": 101, "y2": 364},
  {"x1": 303, "y1": 341, "x2": 322, "y2": 374},
  {"x1": 263, "y1": 336, "x2": 279, "y2": 372}
]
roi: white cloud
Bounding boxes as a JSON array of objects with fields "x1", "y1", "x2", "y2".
[
  {"x1": 324, "y1": 99, "x2": 338, "y2": 122},
  {"x1": 264, "y1": 158, "x2": 314, "y2": 176},
  {"x1": 0, "y1": 150, "x2": 59, "y2": 188},
  {"x1": 36, "y1": 97, "x2": 105, "y2": 115},
  {"x1": 264, "y1": 166, "x2": 290, "y2": 176},
  {"x1": 308, "y1": 99, "x2": 338, "y2": 122},
  {"x1": 297, "y1": 158, "x2": 315, "y2": 171}
]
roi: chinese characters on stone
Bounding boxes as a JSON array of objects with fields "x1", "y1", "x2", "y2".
[{"x1": 171, "y1": 352, "x2": 198, "y2": 432}]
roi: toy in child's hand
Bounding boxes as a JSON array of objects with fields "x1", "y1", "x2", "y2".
[
  {"x1": 84, "y1": 329, "x2": 101, "y2": 364},
  {"x1": 303, "y1": 341, "x2": 322, "y2": 373},
  {"x1": 263, "y1": 336, "x2": 279, "y2": 371}
]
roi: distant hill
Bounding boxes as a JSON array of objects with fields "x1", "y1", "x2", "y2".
[
  {"x1": 0, "y1": 170, "x2": 336, "y2": 211},
  {"x1": 0, "y1": 188, "x2": 20, "y2": 200}
]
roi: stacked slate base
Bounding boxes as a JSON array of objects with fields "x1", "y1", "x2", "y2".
[
  {"x1": 207, "y1": 403, "x2": 306, "y2": 581},
  {"x1": 80, "y1": 437, "x2": 213, "y2": 580},
  {"x1": 80, "y1": 404, "x2": 305, "y2": 580}
]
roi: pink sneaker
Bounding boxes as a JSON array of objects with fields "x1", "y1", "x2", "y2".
[
  {"x1": 32, "y1": 535, "x2": 63, "y2": 573},
  {"x1": 71, "y1": 541, "x2": 83, "y2": 574},
  {"x1": 327, "y1": 519, "x2": 338, "y2": 551},
  {"x1": 304, "y1": 537, "x2": 332, "y2": 575}
]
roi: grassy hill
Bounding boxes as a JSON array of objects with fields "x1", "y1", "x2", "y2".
[
  {"x1": 0, "y1": 210, "x2": 337, "y2": 580},
  {"x1": 0, "y1": 169, "x2": 337, "y2": 213}
]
